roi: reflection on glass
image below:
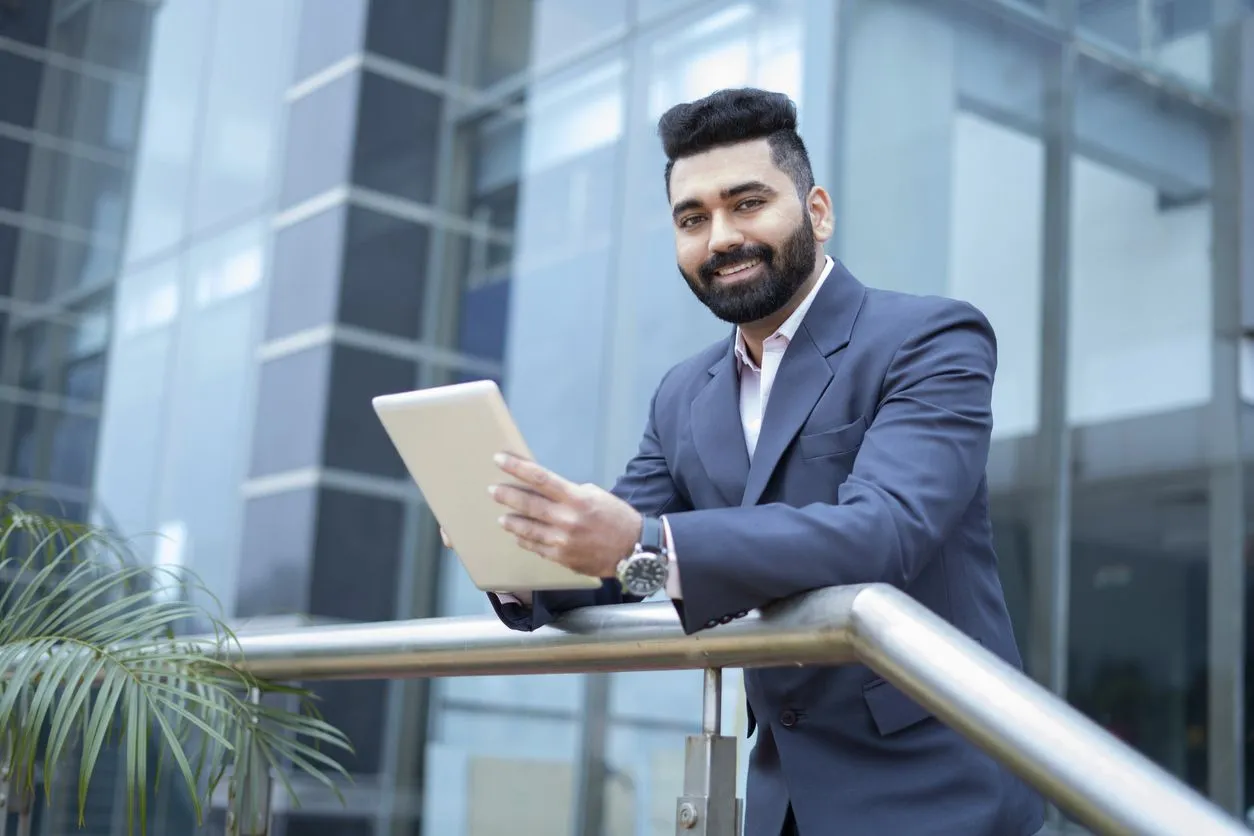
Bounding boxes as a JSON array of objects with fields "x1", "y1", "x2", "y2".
[
  {"x1": 277, "y1": 72, "x2": 358, "y2": 210},
  {"x1": 1078, "y1": 0, "x2": 1216, "y2": 89},
  {"x1": 839, "y1": 0, "x2": 1048, "y2": 439},
  {"x1": 188, "y1": 0, "x2": 297, "y2": 234},
  {"x1": 1069, "y1": 59, "x2": 1212, "y2": 426},
  {"x1": 351, "y1": 73, "x2": 441, "y2": 204},
  {"x1": 293, "y1": 0, "x2": 368, "y2": 81},
  {"x1": 92, "y1": 257, "x2": 180, "y2": 542},
  {"x1": 476, "y1": 0, "x2": 534, "y2": 86},
  {"x1": 122, "y1": 0, "x2": 215, "y2": 263},
  {"x1": 646, "y1": 3, "x2": 800, "y2": 122},
  {"x1": 530, "y1": 0, "x2": 629, "y2": 67},
  {"x1": 96, "y1": 222, "x2": 266, "y2": 615},
  {"x1": 1067, "y1": 481, "x2": 1209, "y2": 793}
]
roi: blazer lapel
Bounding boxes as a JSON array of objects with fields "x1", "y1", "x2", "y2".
[
  {"x1": 741, "y1": 261, "x2": 867, "y2": 507},
  {"x1": 692, "y1": 342, "x2": 750, "y2": 507}
]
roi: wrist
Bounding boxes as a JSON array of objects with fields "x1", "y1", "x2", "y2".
[{"x1": 616, "y1": 516, "x2": 669, "y2": 597}]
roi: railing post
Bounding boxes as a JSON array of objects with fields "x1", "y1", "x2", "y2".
[
  {"x1": 675, "y1": 668, "x2": 742, "y2": 835},
  {"x1": 226, "y1": 688, "x2": 272, "y2": 836}
]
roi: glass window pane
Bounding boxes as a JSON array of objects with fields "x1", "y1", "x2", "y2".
[
  {"x1": 500, "y1": 50, "x2": 626, "y2": 487},
  {"x1": 249, "y1": 344, "x2": 332, "y2": 478},
  {"x1": 365, "y1": 0, "x2": 451, "y2": 74},
  {"x1": 154, "y1": 222, "x2": 267, "y2": 612},
  {"x1": 84, "y1": 0, "x2": 155, "y2": 74},
  {"x1": 1070, "y1": 57, "x2": 1213, "y2": 425},
  {"x1": 278, "y1": 71, "x2": 359, "y2": 210},
  {"x1": 237, "y1": 488, "x2": 318, "y2": 617},
  {"x1": 531, "y1": 0, "x2": 629, "y2": 66},
  {"x1": 1066, "y1": 56, "x2": 1217, "y2": 801},
  {"x1": 339, "y1": 206, "x2": 428, "y2": 339},
  {"x1": 7, "y1": 226, "x2": 117, "y2": 305},
  {"x1": 351, "y1": 72, "x2": 441, "y2": 204},
  {"x1": 121, "y1": 0, "x2": 215, "y2": 263},
  {"x1": 309, "y1": 488, "x2": 405, "y2": 622},
  {"x1": 476, "y1": 0, "x2": 534, "y2": 86},
  {"x1": 93, "y1": 257, "x2": 181, "y2": 541},
  {"x1": 267, "y1": 207, "x2": 346, "y2": 339},
  {"x1": 0, "y1": 0, "x2": 52, "y2": 47},
  {"x1": 188, "y1": 0, "x2": 298, "y2": 234},
  {"x1": 1078, "y1": 0, "x2": 1219, "y2": 89},
  {"x1": 17, "y1": 142, "x2": 130, "y2": 252},
  {"x1": 292, "y1": 0, "x2": 367, "y2": 81},
  {"x1": 322, "y1": 344, "x2": 417, "y2": 479},
  {"x1": 0, "y1": 51, "x2": 42, "y2": 129}
]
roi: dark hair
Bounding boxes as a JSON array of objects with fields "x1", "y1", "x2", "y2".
[{"x1": 658, "y1": 88, "x2": 815, "y2": 200}]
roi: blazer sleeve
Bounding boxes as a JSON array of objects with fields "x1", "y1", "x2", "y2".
[
  {"x1": 490, "y1": 376, "x2": 691, "y2": 632},
  {"x1": 662, "y1": 300, "x2": 996, "y2": 634}
]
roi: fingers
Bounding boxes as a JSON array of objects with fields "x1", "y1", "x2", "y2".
[
  {"x1": 440, "y1": 527, "x2": 452, "y2": 548},
  {"x1": 500, "y1": 514, "x2": 566, "y2": 550},
  {"x1": 489, "y1": 483, "x2": 576, "y2": 527},
  {"x1": 495, "y1": 453, "x2": 577, "y2": 502}
]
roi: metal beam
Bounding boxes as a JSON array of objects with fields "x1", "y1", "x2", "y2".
[{"x1": 202, "y1": 583, "x2": 1248, "y2": 836}]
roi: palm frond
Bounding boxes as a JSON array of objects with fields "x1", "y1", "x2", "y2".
[{"x1": 0, "y1": 497, "x2": 353, "y2": 833}]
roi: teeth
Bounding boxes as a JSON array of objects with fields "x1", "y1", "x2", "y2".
[{"x1": 715, "y1": 258, "x2": 760, "y2": 277}]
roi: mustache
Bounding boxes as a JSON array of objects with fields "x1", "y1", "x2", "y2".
[{"x1": 699, "y1": 244, "x2": 772, "y2": 282}]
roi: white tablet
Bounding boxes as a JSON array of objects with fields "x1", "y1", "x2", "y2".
[{"x1": 372, "y1": 379, "x2": 602, "y2": 592}]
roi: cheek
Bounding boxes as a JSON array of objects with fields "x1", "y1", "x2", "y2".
[{"x1": 675, "y1": 236, "x2": 706, "y2": 271}]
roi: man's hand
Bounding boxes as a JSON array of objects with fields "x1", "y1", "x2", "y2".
[{"x1": 489, "y1": 452, "x2": 642, "y2": 579}]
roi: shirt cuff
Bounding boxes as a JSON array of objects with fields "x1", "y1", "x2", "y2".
[{"x1": 662, "y1": 516, "x2": 682, "y2": 599}]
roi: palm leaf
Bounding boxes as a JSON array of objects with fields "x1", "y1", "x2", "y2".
[{"x1": 0, "y1": 498, "x2": 354, "y2": 833}]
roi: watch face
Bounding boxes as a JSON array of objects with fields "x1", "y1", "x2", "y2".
[{"x1": 623, "y1": 556, "x2": 668, "y2": 596}]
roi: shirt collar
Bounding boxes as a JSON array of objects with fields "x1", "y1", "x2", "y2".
[{"x1": 734, "y1": 255, "x2": 835, "y2": 371}]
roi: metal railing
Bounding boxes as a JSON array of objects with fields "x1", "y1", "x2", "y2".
[{"x1": 206, "y1": 582, "x2": 1248, "y2": 836}]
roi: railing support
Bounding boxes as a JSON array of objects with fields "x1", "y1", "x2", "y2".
[
  {"x1": 226, "y1": 689, "x2": 272, "y2": 836},
  {"x1": 676, "y1": 668, "x2": 742, "y2": 835}
]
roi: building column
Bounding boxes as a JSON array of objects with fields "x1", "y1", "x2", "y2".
[{"x1": 1207, "y1": 2, "x2": 1251, "y2": 817}]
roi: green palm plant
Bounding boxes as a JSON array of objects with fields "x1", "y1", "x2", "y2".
[{"x1": 0, "y1": 497, "x2": 352, "y2": 834}]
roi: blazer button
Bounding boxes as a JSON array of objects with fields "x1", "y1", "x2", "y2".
[
  {"x1": 719, "y1": 614, "x2": 733, "y2": 624},
  {"x1": 705, "y1": 620, "x2": 718, "y2": 629},
  {"x1": 780, "y1": 710, "x2": 798, "y2": 728}
]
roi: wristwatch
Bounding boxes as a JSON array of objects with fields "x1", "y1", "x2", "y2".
[{"x1": 616, "y1": 516, "x2": 669, "y2": 597}]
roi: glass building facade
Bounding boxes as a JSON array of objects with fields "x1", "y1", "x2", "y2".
[{"x1": 1, "y1": 0, "x2": 1253, "y2": 834}]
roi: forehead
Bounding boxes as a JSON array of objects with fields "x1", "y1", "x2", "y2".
[{"x1": 668, "y1": 139, "x2": 789, "y2": 204}]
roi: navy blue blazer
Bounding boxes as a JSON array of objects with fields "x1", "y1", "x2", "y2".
[{"x1": 492, "y1": 261, "x2": 1045, "y2": 836}]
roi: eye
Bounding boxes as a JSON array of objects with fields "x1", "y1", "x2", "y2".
[
  {"x1": 737, "y1": 197, "x2": 765, "y2": 211},
  {"x1": 678, "y1": 215, "x2": 706, "y2": 229}
]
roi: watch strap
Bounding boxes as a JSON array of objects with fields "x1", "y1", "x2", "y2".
[{"x1": 638, "y1": 515, "x2": 666, "y2": 555}]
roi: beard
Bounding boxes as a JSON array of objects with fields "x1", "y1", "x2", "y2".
[{"x1": 680, "y1": 214, "x2": 818, "y2": 325}]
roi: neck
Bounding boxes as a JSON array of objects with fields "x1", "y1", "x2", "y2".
[{"x1": 738, "y1": 254, "x2": 826, "y2": 365}]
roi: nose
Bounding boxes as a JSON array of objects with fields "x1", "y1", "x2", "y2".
[{"x1": 707, "y1": 212, "x2": 744, "y2": 253}]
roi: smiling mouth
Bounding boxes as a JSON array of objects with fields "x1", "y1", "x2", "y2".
[{"x1": 713, "y1": 258, "x2": 762, "y2": 279}]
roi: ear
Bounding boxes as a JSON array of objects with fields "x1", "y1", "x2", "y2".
[{"x1": 807, "y1": 186, "x2": 835, "y2": 242}]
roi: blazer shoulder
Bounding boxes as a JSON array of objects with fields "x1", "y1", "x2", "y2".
[{"x1": 860, "y1": 286, "x2": 995, "y2": 338}]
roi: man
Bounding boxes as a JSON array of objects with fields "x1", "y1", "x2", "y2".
[{"x1": 477, "y1": 88, "x2": 1045, "y2": 835}]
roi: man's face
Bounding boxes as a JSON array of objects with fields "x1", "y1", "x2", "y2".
[{"x1": 668, "y1": 139, "x2": 831, "y2": 325}]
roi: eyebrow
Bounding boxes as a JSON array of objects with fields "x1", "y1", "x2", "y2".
[{"x1": 671, "y1": 180, "x2": 778, "y2": 221}]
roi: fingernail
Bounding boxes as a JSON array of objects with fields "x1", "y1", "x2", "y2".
[
  {"x1": 497, "y1": 515, "x2": 507, "y2": 527},
  {"x1": 494, "y1": 453, "x2": 508, "y2": 466},
  {"x1": 487, "y1": 485, "x2": 497, "y2": 497}
]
